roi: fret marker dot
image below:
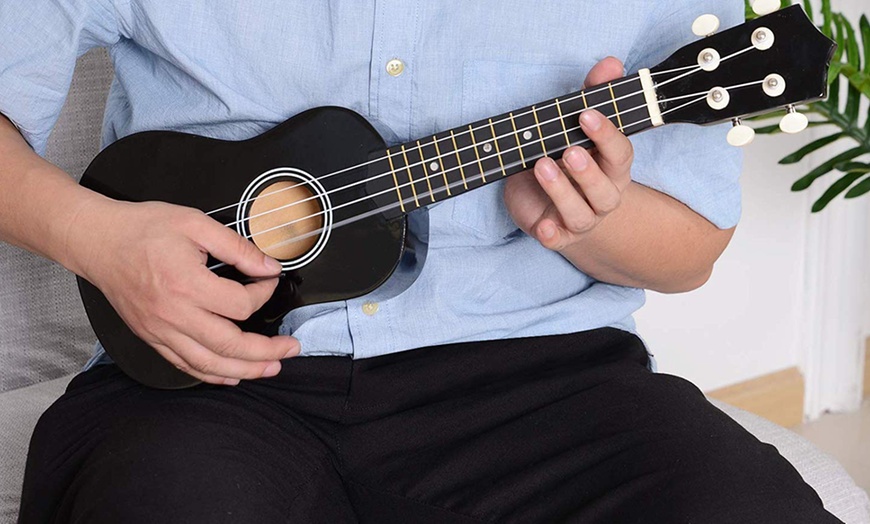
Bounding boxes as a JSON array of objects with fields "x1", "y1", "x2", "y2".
[
  {"x1": 483, "y1": 142, "x2": 493, "y2": 153},
  {"x1": 430, "y1": 162, "x2": 440, "y2": 172},
  {"x1": 523, "y1": 131, "x2": 533, "y2": 141}
]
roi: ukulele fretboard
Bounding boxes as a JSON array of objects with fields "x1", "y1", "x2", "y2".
[{"x1": 366, "y1": 74, "x2": 655, "y2": 216}]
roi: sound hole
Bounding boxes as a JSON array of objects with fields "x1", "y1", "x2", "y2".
[{"x1": 248, "y1": 181, "x2": 323, "y2": 261}]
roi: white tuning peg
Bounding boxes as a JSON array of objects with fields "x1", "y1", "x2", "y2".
[
  {"x1": 727, "y1": 119, "x2": 756, "y2": 147},
  {"x1": 752, "y1": 0, "x2": 780, "y2": 16},
  {"x1": 692, "y1": 14, "x2": 721, "y2": 37},
  {"x1": 780, "y1": 106, "x2": 809, "y2": 134}
]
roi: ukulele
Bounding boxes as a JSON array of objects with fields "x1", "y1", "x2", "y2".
[{"x1": 77, "y1": 4, "x2": 835, "y2": 389}]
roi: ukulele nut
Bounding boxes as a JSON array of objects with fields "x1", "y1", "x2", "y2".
[
  {"x1": 752, "y1": 28, "x2": 775, "y2": 51},
  {"x1": 697, "y1": 48, "x2": 721, "y2": 72}
]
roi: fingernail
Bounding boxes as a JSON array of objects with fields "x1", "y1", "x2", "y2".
[
  {"x1": 540, "y1": 222, "x2": 557, "y2": 240},
  {"x1": 284, "y1": 340, "x2": 301, "y2": 358},
  {"x1": 538, "y1": 159, "x2": 560, "y2": 182},
  {"x1": 580, "y1": 111, "x2": 602, "y2": 132},
  {"x1": 223, "y1": 378, "x2": 240, "y2": 386},
  {"x1": 263, "y1": 361, "x2": 281, "y2": 377},
  {"x1": 264, "y1": 255, "x2": 283, "y2": 273},
  {"x1": 564, "y1": 149, "x2": 588, "y2": 172}
]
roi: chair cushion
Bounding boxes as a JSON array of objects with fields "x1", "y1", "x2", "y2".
[{"x1": 712, "y1": 399, "x2": 870, "y2": 524}]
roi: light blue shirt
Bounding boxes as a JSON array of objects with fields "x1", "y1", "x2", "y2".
[{"x1": 0, "y1": 1, "x2": 743, "y2": 364}]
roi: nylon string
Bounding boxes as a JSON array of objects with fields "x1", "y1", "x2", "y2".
[
  {"x1": 215, "y1": 45, "x2": 756, "y2": 229},
  {"x1": 203, "y1": 55, "x2": 748, "y2": 220}
]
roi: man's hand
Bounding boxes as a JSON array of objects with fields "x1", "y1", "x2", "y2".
[
  {"x1": 68, "y1": 199, "x2": 300, "y2": 386},
  {"x1": 504, "y1": 57, "x2": 735, "y2": 292},
  {"x1": 505, "y1": 57, "x2": 631, "y2": 251}
]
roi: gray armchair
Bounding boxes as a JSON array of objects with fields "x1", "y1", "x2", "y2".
[{"x1": 1, "y1": 49, "x2": 868, "y2": 523}]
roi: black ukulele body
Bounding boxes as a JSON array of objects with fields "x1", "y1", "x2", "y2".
[{"x1": 78, "y1": 107, "x2": 411, "y2": 389}]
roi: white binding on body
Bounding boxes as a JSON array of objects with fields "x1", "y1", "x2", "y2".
[
  {"x1": 638, "y1": 68, "x2": 664, "y2": 127},
  {"x1": 237, "y1": 167, "x2": 333, "y2": 271}
]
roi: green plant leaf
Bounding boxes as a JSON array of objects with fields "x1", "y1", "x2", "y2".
[
  {"x1": 804, "y1": 0, "x2": 815, "y2": 23},
  {"x1": 845, "y1": 176, "x2": 870, "y2": 198},
  {"x1": 828, "y1": 61, "x2": 844, "y2": 85},
  {"x1": 840, "y1": 64, "x2": 870, "y2": 99},
  {"x1": 779, "y1": 132, "x2": 845, "y2": 164},
  {"x1": 822, "y1": 0, "x2": 833, "y2": 37},
  {"x1": 754, "y1": 124, "x2": 782, "y2": 135},
  {"x1": 827, "y1": 75, "x2": 841, "y2": 110},
  {"x1": 835, "y1": 162, "x2": 870, "y2": 173},
  {"x1": 845, "y1": 84, "x2": 862, "y2": 124},
  {"x1": 791, "y1": 147, "x2": 866, "y2": 191},
  {"x1": 812, "y1": 171, "x2": 866, "y2": 211},
  {"x1": 861, "y1": 14, "x2": 870, "y2": 74},
  {"x1": 839, "y1": 14, "x2": 861, "y2": 70}
]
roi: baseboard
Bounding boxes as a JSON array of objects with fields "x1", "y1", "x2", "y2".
[{"x1": 707, "y1": 367, "x2": 804, "y2": 428}]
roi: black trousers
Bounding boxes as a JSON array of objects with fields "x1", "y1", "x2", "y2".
[{"x1": 19, "y1": 329, "x2": 841, "y2": 523}]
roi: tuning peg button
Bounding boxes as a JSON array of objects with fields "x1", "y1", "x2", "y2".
[
  {"x1": 727, "y1": 119, "x2": 756, "y2": 147},
  {"x1": 692, "y1": 14, "x2": 721, "y2": 37},
  {"x1": 780, "y1": 106, "x2": 808, "y2": 134},
  {"x1": 752, "y1": 0, "x2": 780, "y2": 16}
]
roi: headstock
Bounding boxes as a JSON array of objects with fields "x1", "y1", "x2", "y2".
[{"x1": 651, "y1": 4, "x2": 836, "y2": 147}]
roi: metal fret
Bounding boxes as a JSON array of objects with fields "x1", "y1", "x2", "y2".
[
  {"x1": 581, "y1": 91, "x2": 588, "y2": 109},
  {"x1": 416, "y1": 140, "x2": 436, "y2": 202},
  {"x1": 488, "y1": 119, "x2": 507, "y2": 177},
  {"x1": 385, "y1": 149, "x2": 405, "y2": 213},
  {"x1": 608, "y1": 82, "x2": 625, "y2": 132},
  {"x1": 468, "y1": 125, "x2": 487, "y2": 184},
  {"x1": 432, "y1": 135, "x2": 451, "y2": 196},
  {"x1": 400, "y1": 145, "x2": 420, "y2": 207},
  {"x1": 531, "y1": 106, "x2": 548, "y2": 157},
  {"x1": 509, "y1": 112, "x2": 526, "y2": 169},
  {"x1": 449, "y1": 130, "x2": 469, "y2": 190},
  {"x1": 554, "y1": 99, "x2": 571, "y2": 148}
]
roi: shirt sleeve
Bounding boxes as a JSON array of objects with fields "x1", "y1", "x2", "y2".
[
  {"x1": 623, "y1": 0, "x2": 745, "y2": 230},
  {"x1": 0, "y1": 0, "x2": 128, "y2": 154}
]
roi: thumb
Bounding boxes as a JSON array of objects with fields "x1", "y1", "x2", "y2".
[{"x1": 195, "y1": 216, "x2": 283, "y2": 277}]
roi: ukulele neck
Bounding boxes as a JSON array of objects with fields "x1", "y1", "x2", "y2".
[{"x1": 367, "y1": 72, "x2": 660, "y2": 215}]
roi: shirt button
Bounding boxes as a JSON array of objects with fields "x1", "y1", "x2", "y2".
[
  {"x1": 386, "y1": 59, "x2": 405, "y2": 77},
  {"x1": 362, "y1": 301, "x2": 380, "y2": 316}
]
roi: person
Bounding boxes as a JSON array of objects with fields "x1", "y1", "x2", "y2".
[{"x1": 0, "y1": 1, "x2": 842, "y2": 522}]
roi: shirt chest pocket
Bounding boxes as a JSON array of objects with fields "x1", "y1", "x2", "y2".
[{"x1": 437, "y1": 59, "x2": 589, "y2": 246}]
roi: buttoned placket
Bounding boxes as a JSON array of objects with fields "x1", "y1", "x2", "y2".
[{"x1": 345, "y1": 1, "x2": 421, "y2": 358}]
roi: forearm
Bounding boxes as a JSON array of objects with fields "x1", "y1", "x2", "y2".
[
  {"x1": 0, "y1": 113, "x2": 109, "y2": 275},
  {"x1": 560, "y1": 181, "x2": 735, "y2": 293}
]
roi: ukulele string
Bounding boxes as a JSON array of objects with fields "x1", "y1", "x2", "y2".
[
  {"x1": 238, "y1": 74, "x2": 764, "y2": 243},
  {"x1": 227, "y1": 87, "x2": 653, "y2": 230},
  {"x1": 217, "y1": 45, "x2": 758, "y2": 229},
  {"x1": 203, "y1": 60, "x2": 734, "y2": 220},
  {"x1": 206, "y1": 88, "x2": 715, "y2": 272},
  {"x1": 248, "y1": 92, "x2": 708, "y2": 245},
  {"x1": 237, "y1": 91, "x2": 711, "y2": 263}
]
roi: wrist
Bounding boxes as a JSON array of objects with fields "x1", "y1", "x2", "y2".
[{"x1": 52, "y1": 187, "x2": 119, "y2": 280}]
